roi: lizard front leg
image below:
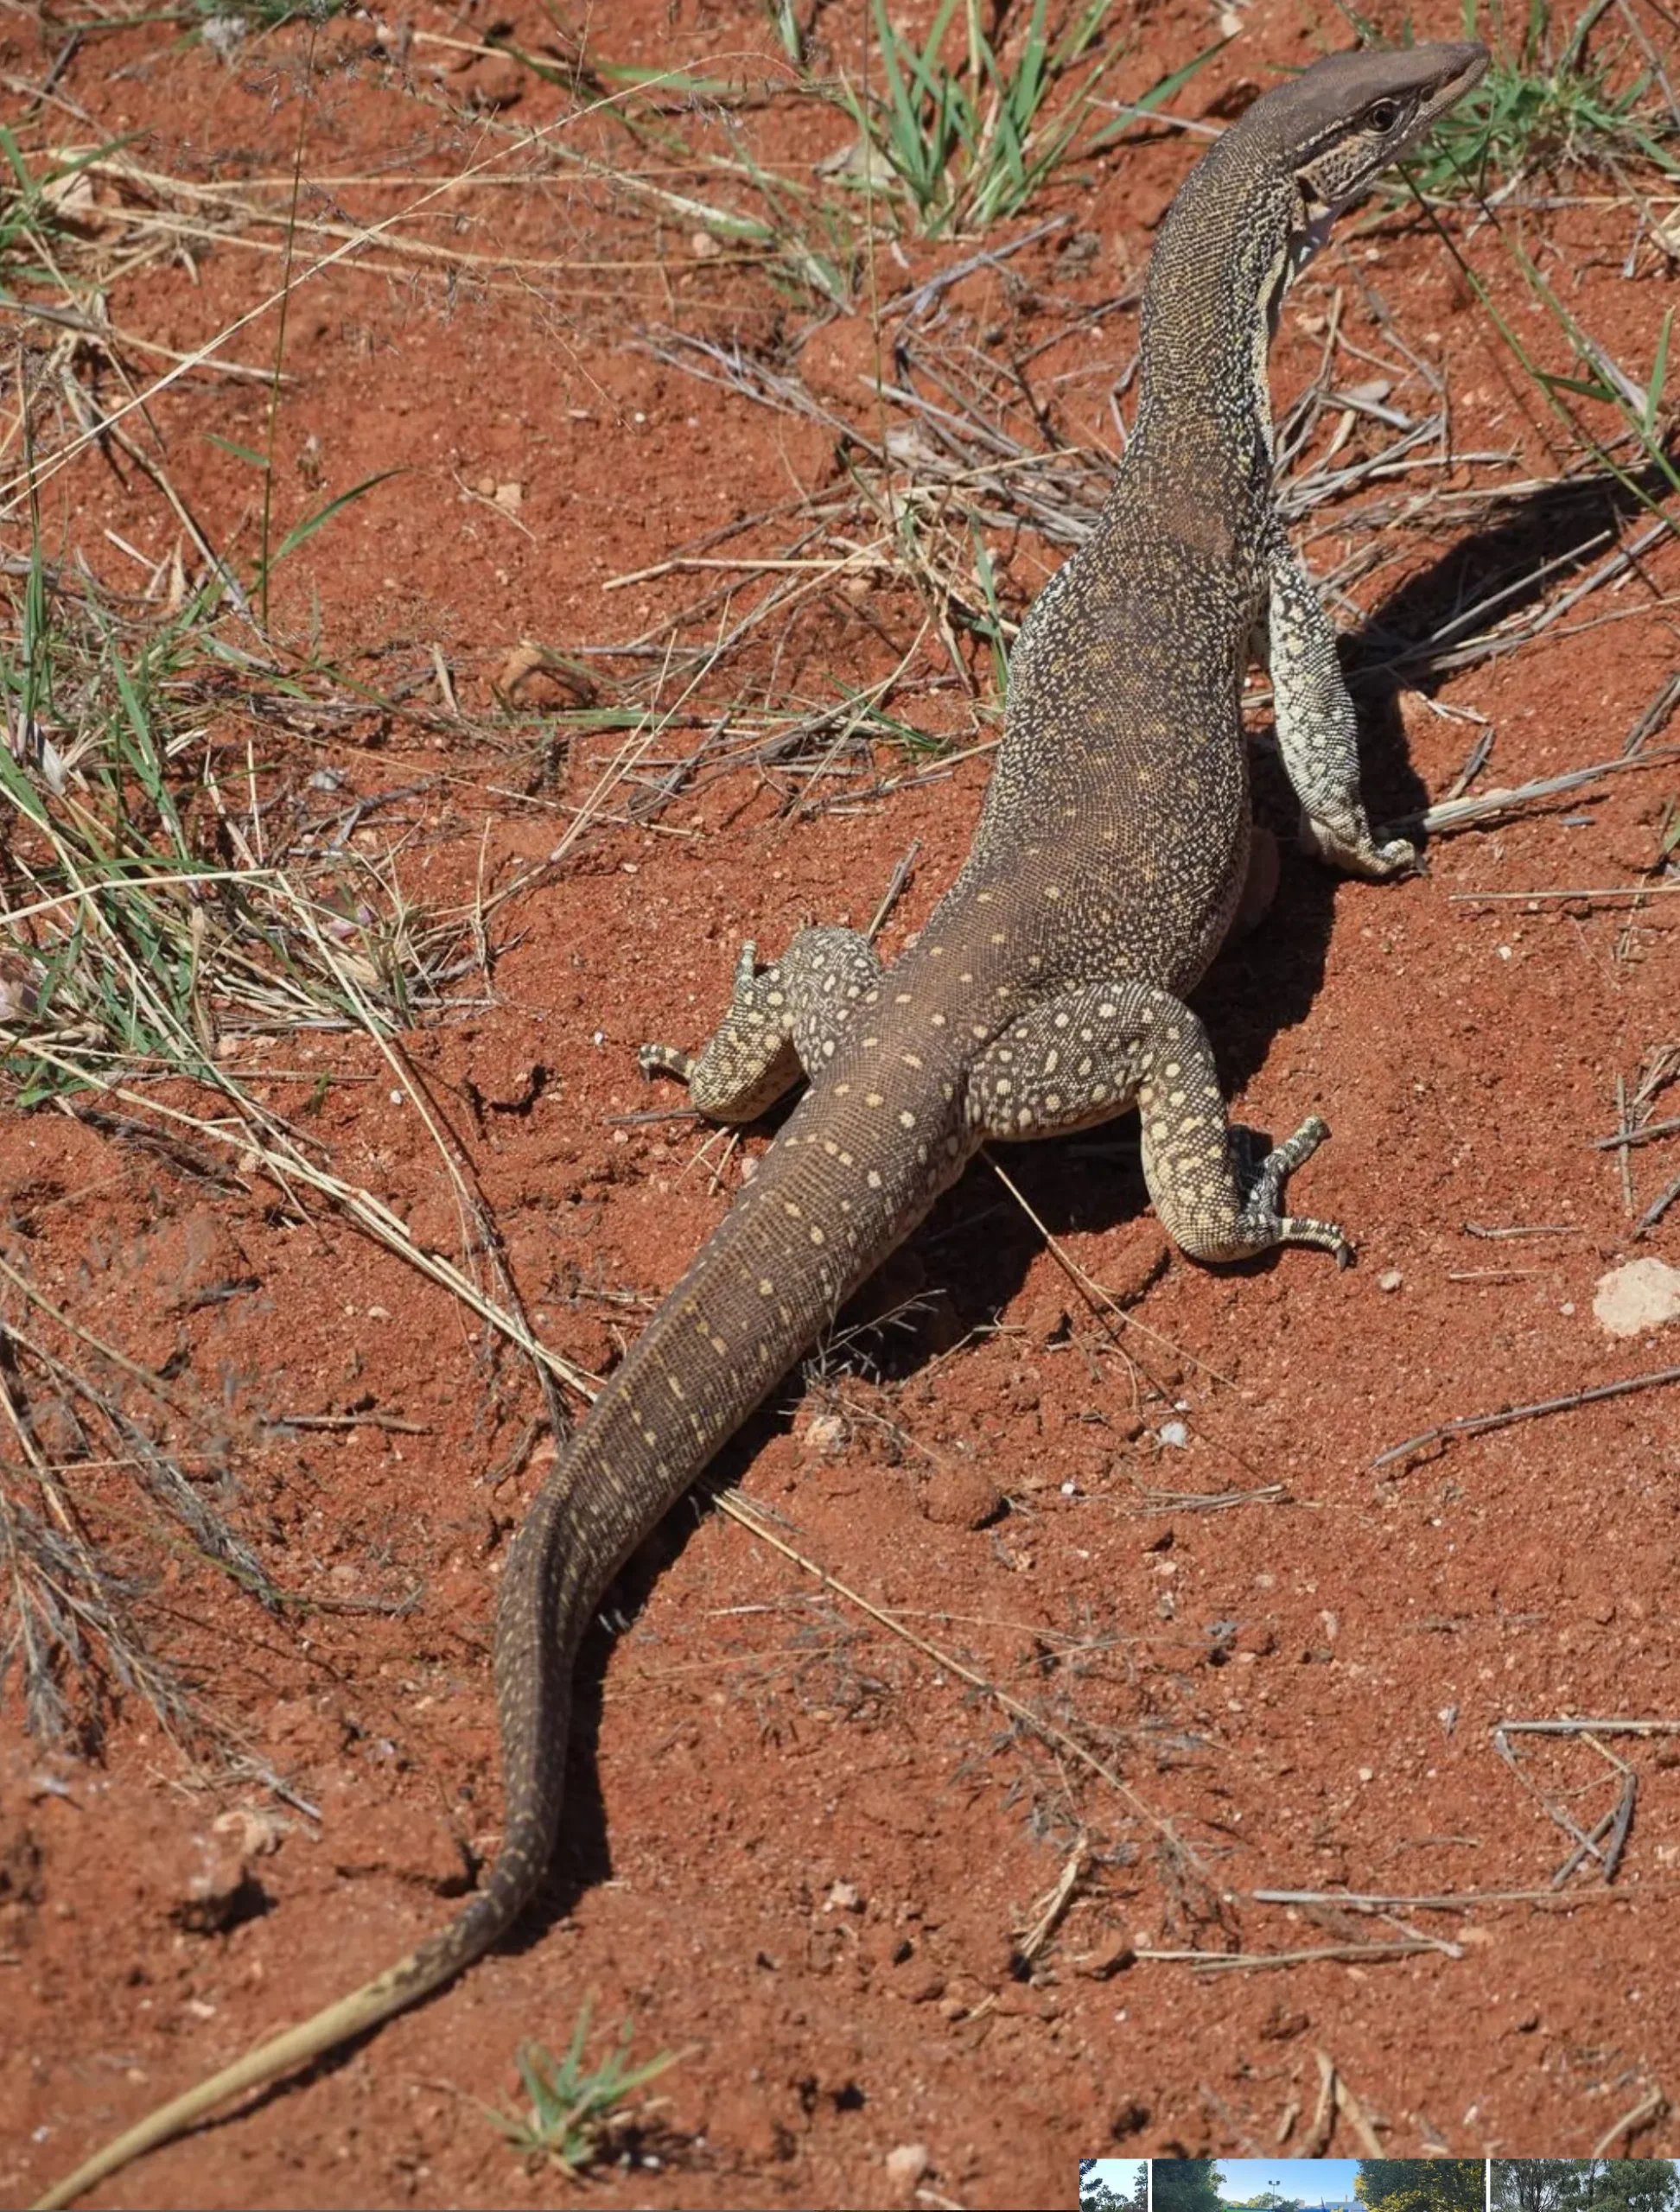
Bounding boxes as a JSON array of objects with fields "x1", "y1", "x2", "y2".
[
  {"x1": 1258, "y1": 521, "x2": 1416, "y2": 880},
  {"x1": 640, "y1": 925, "x2": 882, "y2": 1122}
]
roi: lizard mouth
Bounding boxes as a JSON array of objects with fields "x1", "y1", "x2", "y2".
[{"x1": 1286, "y1": 200, "x2": 1339, "y2": 275}]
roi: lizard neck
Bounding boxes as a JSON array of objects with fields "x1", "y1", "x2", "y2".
[{"x1": 1129, "y1": 134, "x2": 1300, "y2": 502}]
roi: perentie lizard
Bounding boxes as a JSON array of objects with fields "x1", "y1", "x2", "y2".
[{"x1": 36, "y1": 40, "x2": 1486, "y2": 2209}]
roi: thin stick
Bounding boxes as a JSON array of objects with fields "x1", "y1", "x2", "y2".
[
  {"x1": 1594, "y1": 1114, "x2": 1680, "y2": 1151},
  {"x1": 866, "y1": 840, "x2": 921, "y2": 943},
  {"x1": 1328, "y1": 2059, "x2": 1386, "y2": 2156},
  {"x1": 1590, "y1": 2085, "x2": 1667, "y2": 2158},
  {"x1": 1449, "y1": 881, "x2": 1680, "y2": 904},
  {"x1": 1408, "y1": 742, "x2": 1680, "y2": 835},
  {"x1": 1371, "y1": 1365, "x2": 1680, "y2": 1469},
  {"x1": 1462, "y1": 1220, "x2": 1581, "y2": 1239},
  {"x1": 1136, "y1": 1942, "x2": 1441, "y2": 1971},
  {"x1": 1498, "y1": 1718, "x2": 1680, "y2": 1737},
  {"x1": 883, "y1": 212, "x2": 1072, "y2": 321},
  {"x1": 1626, "y1": 667, "x2": 1680, "y2": 755},
  {"x1": 601, "y1": 552, "x2": 881, "y2": 590},
  {"x1": 1251, "y1": 1883, "x2": 1659, "y2": 1908},
  {"x1": 1635, "y1": 1168, "x2": 1680, "y2": 1239},
  {"x1": 1304, "y1": 2052, "x2": 1336, "y2": 2158},
  {"x1": 258, "y1": 16, "x2": 316, "y2": 628}
]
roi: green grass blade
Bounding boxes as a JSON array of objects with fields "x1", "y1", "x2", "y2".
[
  {"x1": 267, "y1": 469, "x2": 404, "y2": 569},
  {"x1": 1644, "y1": 307, "x2": 1674, "y2": 442},
  {"x1": 1088, "y1": 36, "x2": 1230, "y2": 150}
]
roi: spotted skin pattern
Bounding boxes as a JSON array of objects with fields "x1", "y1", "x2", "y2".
[
  {"x1": 967, "y1": 980, "x2": 1349, "y2": 1262},
  {"x1": 638, "y1": 925, "x2": 883, "y2": 1122},
  {"x1": 37, "y1": 43, "x2": 1489, "y2": 2212},
  {"x1": 1260, "y1": 520, "x2": 1418, "y2": 879}
]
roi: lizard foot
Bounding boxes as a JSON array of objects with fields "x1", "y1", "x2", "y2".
[
  {"x1": 1300, "y1": 810, "x2": 1419, "y2": 880},
  {"x1": 1235, "y1": 1113, "x2": 1353, "y2": 1267}
]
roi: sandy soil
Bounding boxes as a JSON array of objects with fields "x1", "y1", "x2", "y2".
[{"x1": 4, "y1": 1, "x2": 1680, "y2": 2206}]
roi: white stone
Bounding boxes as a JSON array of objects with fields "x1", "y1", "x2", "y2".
[
  {"x1": 1593, "y1": 1258, "x2": 1680, "y2": 1338},
  {"x1": 886, "y1": 2144, "x2": 931, "y2": 2191}
]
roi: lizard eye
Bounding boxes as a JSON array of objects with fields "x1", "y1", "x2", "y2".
[{"x1": 1366, "y1": 98, "x2": 1403, "y2": 130}]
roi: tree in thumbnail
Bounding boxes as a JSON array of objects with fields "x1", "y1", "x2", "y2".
[
  {"x1": 1359, "y1": 2164, "x2": 1487, "y2": 2212},
  {"x1": 1083, "y1": 2164, "x2": 1149, "y2": 2212},
  {"x1": 1492, "y1": 2164, "x2": 1678, "y2": 2212},
  {"x1": 1154, "y1": 2162, "x2": 1226, "y2": 2212},
  {"x1": 1586, "y1": 2164, "x2": 1680, "y2": 2212}
]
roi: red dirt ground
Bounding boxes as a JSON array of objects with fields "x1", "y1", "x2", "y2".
[{"x1": 4, "y1": 1, "x2": 1680, "y2": 2207}]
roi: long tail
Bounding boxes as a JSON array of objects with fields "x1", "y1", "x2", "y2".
[{"x1": 34, "y1": 1090, "x2": 951, "y2": 2209}]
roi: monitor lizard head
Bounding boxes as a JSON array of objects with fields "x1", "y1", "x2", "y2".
[{"x1": 1271, "y1": 41, "x2": 1489, "y2": 279}]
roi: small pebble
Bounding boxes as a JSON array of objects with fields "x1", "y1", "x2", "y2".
[
  {"x1": 1156, "y1": 1420, "x2": 1189, "y2": 1448},
  {"x1": 803, "y1": 1412, "x2": 848, "y2": 1455},
  {"x1": 885, "y1": 2144, "x2": 931, "y2": 2192},
  {"x1": 1378, "y1": 1268, "x2": 1403, "y2": 1292}
]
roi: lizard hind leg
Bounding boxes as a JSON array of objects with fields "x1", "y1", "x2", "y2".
[
  {"x1": 639, "y1": 926, "x2": 882, "y2": 1123},
  {"x1": 965, "y1": 979, "x2": 1352, "y2": 1266}
]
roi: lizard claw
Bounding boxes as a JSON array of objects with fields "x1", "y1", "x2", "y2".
[{"x1": 1299, "y1": 810, "x2": 1419, "y2": 880}]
